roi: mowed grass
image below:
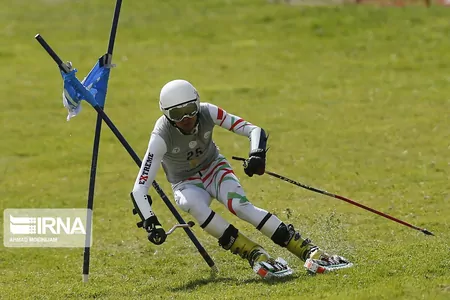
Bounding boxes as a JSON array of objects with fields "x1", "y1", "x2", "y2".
[{"x1": 1, "y1": 0, "x2": 449, "y2": 299}]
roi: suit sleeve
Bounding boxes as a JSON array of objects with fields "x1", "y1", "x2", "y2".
[
  {"x1": 205, "y1": 103, "x2": 267, "y2": 154},
  {"x1": 130, "y1": 133, "x2": 167, "y2": 220}
]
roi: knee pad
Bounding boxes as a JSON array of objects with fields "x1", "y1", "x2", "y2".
[
  {"x1": 271, "y1": 223, "x2": 295, "y2": 247},
  {"x1": 218, "y1": 225, "x2": 239, "y2": 250}
]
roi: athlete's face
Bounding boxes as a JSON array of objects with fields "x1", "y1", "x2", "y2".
[{"x1": 175, "y1": 115, "x2": 198, "y2": 133}]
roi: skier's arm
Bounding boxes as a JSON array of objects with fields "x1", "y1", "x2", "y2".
[
  {"x1": 206, "y1": 103, "x2": 267, "y2": 177},
  {"x1": 130, "y1": 133, "x2": 168, "y2": 244},
  {"x1": 206, "y1": 103, "x2": 268, "y2": 155}
]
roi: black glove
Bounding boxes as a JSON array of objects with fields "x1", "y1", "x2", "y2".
[
  {"x1": 244, "y1": 148, "x2": 266, "y2": 177},
  {"x1": 143, "y1": 215, "x2": 167, "y2": 245}
]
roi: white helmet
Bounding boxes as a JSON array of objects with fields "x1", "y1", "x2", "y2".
[{"x1": 159, "y1": 79, "x2": 200, "y2": 122}]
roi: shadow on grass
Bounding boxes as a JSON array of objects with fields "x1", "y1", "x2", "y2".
[{"x1": 170, "y1": 273, "x2": 303, "y2": 292}]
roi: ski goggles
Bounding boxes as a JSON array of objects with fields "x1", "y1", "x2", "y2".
[{"x1": 166, "y1": 101, "x2": 199, "y2": 122}]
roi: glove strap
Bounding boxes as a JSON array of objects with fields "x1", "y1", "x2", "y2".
[
  {"x1": 249, "y1": 148, "x2": 267, "y2": 159},
  {"x1": 143, "y1": 215, "x2": 161, "y2": 232}
]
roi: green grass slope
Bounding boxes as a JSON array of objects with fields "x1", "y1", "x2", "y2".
[{"x1": 1, "y1": 1, "x2": 449, "y2": 299}]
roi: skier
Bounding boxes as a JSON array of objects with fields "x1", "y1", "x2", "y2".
[{"x1": 131, "y1": 79, "x2": 352, "y2": 279}]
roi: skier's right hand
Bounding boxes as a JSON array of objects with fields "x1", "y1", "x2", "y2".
[{"x1": 143, "y1": 215, "x2": 167, "y2": 245}]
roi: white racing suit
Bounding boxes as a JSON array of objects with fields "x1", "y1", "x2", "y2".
[
  {"x1": 131, "y1": 102, "x2": 281, "y2": 239},
  {"x1": 131, "y1": 102, "x2": 352, "y2": 276}
]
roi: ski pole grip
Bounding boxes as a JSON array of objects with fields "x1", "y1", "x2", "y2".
[{"x1": 232, "y1": 156, "x2": 246, "y2": 162}]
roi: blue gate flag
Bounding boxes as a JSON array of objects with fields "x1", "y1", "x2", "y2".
[{"x1": 61, "y1": 54, "x2": 113, "y2": 121}]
